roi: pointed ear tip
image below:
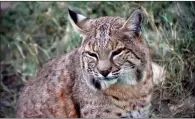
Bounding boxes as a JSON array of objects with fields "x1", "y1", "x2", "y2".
[
  {"x1": 138, "y1": 5, "x2": 144, "y2": 9},
  {"x1": 68, "y1": 8, "x2": 73, "y2": 14},
  {"x1": 133, "y1": 7, "x2": 143, "y2": 20},
  {"x1": 138, "y1": 6, "x2": 143, "y2": 9},
  {"x1": 135, "y1": 8, "x2": 142, "y2": 13},
  {"x1": 68, "y1": 8, "x2": 78, "y2": 23},
  {"x1": 68, "y1": 8, "x2": 70, "y2": 12},
  {"x1": 133, "y1": 6, "x2": 144, "y2": 14}
]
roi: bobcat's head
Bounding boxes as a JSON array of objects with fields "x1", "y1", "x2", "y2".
[{"x1": 69, "y1": 8, "x2": 152, "y2": 90}]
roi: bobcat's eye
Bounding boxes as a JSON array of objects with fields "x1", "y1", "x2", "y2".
[
  {"x1": 128, "y1": 61, "x2": 136, "y2": 68},
  {"x1": 111, "y1": 48, "x2": 124, "y2": 57},
  {"x1": 85, "y1": 51, "x2": 98, "y2": 59}
]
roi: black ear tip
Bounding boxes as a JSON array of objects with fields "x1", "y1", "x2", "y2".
[
  {"x1": 138, "y1": 6, "x2": 142, "y2": 10},
  {"x1": 68, "y1": 8, "x2": 78, "y2": 23},
  {"x1": 133, "y1": 6, "x2": 143, "y2": 16},
  {"x1": 68, "y1": 8, "x2": 74, "y2": 16},
  {"x1": 138, "y1": 6, "x2": 144, "y2": 10},
  {"x1": 135, "y1": 7, "x2": 142, "y2": 14},
  {"x1": 68, "y1": 8, "x2": 71, "y2": 12}
]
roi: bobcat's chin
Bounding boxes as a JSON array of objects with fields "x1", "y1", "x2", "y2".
[
  {"x1": 99, "y1": 76, "x2": 119, "y2": 90},
  {"x1": 88, "y1": 76, "x2": 118, "y2": 90}
]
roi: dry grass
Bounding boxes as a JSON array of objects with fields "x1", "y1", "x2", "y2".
[{"x1": 0, "y1": 1, "x2": 195, "y2": 117}]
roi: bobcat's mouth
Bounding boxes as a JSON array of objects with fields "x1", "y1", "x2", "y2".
[{"x1": 99, "y1": 76, "x2": 119, "y2": 81}]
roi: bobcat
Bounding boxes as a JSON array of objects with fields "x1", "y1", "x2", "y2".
[{"x1": 16, "y1": 8, "x2": 166, "y2": 118}]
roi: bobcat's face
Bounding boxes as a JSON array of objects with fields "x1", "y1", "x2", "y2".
[
  {"x1": 69, "y1": 9, "x2": 151, "y2": 90},
  {"x1": 83, "y1": 37, "x2": 125, "y2": 87},
  {"x1": 82, "y1": 34, "x2": 143, "y2": 90}
]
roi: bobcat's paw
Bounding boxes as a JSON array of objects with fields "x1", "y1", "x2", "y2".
[{"x1": 120, "y1": 110, "x2": 148, "y2": 118}]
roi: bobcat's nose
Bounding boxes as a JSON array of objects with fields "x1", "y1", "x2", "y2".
[
  {"x1": 97, "y1": 60, "x2": 112, "y2": 78},
  {"x1": 99, "y1": 69, "x2": 110, "y2": 77}
]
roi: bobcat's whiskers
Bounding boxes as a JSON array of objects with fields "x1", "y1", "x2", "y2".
[{"x1": 117, "y1": 69, "x2": 138, "y2": 85}]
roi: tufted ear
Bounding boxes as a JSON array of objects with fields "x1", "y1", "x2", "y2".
[
  {"x1": 68, "y1": 9, "x2": 92, "y2": 35},
  {"x1": 120, "y1": 8, "x2": 142, "y2": 36}
]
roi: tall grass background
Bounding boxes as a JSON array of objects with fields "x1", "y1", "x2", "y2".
[{"x1": 0, "y1": 2, "x2": 195, "y2": 117}]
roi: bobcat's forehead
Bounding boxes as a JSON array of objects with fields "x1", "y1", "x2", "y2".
[
  {"x1": 84, "y1": 17, "x2": 125, "y2": 54},
  {"x1": 92, "y1": 17, "x2": 124, "y2": 47}
]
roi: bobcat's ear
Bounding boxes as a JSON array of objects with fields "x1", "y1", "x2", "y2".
[
  {"x1": 120, "y1": 8, "x2": 142, "y2": 36},
  {"x1": 68, "y1": 9, "x2": 92, "y2": 35}
]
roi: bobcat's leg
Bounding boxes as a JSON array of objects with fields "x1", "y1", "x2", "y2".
[{"x1": 121, "y1": 103, "x2": 151, "y2": 118}]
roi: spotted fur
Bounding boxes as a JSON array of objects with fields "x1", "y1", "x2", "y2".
[{"x1": 16, "y1": 8, "x2": 165, "y2": 118}]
